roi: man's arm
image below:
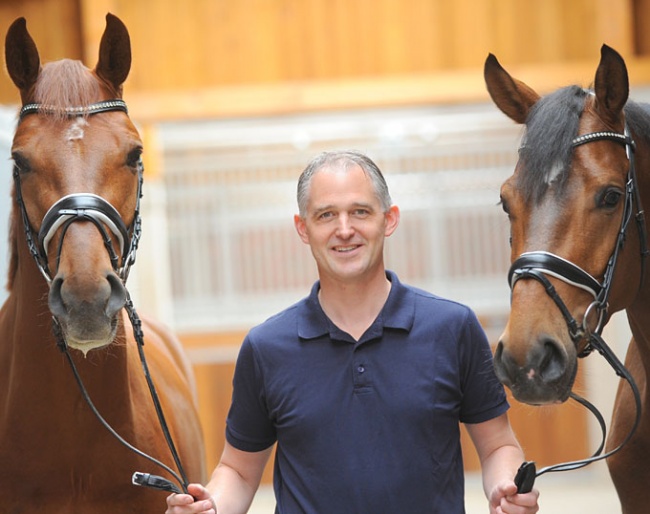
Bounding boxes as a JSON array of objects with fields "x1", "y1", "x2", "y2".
[
  {"x1": 466, "y1": 412, "x2": 539, "y2": 514},
  {"x1": 166, "y1": 442, "x2": 273, "y2": 514}
]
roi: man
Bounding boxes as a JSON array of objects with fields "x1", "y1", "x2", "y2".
[{"x1": 166, "y1": 150, "x2": 539, "y2": 513}]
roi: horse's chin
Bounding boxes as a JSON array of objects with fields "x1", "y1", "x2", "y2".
[
  {"x1": 59, "y1": 319, "x2": 119, "y2": 357},
  {"x1": 55, "y1": 312, "x2": 121, "y2": 356},
  {"x1": 510, "y1": 380, "x2": 573, "y2": 406},
  {"x1": 66, "y1": 338, "x2": 113, "y2": 357}
]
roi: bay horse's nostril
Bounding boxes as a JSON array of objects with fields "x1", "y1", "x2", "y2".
[
  {"x1": 537, "y1": 339, "x2": 567, "y2": 383},
  {"x1": 493, "y1": 340, "x2": 515, "y2": 387},
  {"x1": 494, "y1": 337, "x2": 569, "y2": 395}
]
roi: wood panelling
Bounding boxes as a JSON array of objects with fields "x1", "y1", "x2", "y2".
[{"x1": 0, "y1": 0, "x2": 643, "y2": 110}]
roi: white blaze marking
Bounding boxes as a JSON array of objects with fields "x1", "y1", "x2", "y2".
[
  {"x1": 66, "y1": 118, "x2": 88, "y2": 141},
  {"x1": 544, "y1": 160, "x2": 563, "y2": 185}
]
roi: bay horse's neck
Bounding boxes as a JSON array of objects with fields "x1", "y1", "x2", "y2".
[{"x1": 625, "y1": 133, "x2": 650, "y2": 366}]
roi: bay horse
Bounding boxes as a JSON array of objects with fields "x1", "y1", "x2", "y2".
[
  {"x1": 484, "y1": 46, "x2": 650, "y2": 512},
  {"x1": 0, "y1": 14, "x2": 205, "y2": 512}
]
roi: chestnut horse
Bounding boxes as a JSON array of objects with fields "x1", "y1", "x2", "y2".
[
  {"x1": 485, "y1": 46, "x2": 650, "y2": 513},
  {"x1": 0, "y1": 14, "x2": 205, "y2": 513}
]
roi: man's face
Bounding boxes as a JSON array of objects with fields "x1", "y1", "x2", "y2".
[{"x1": 294, "y1": 163, "x2": 399, "y2": 284}]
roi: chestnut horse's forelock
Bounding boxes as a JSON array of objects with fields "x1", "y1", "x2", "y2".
[
  {"x1": 6, "y1": 59, "x2": 105, "y2": 291},
  {"x1": 33, "y1": 59, "x2": 102, "y2": 119}
]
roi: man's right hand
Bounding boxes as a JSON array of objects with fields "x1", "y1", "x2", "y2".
[{"x1": 165, "y1": 484, "x2": 217, "y2": 514}]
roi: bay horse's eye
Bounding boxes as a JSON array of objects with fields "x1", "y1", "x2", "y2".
[
  {"x1": 499, "y1": 196, "x2": 510, "y2": 216},
  {"x1": 600, "y1": 188, "x2": 624, "y2": 209},
  {"x1": 126, "y1": 147, "x2": 143, "y2": 170}
]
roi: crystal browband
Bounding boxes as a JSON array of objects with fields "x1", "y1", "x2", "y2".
[{"x1": 19, "y1": 99, "x2": 128, "y2": 120}]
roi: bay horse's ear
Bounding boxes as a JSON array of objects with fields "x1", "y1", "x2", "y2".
[
  {"x1": 4, "y1": 17, "x2": 41, "y2": 96},
  {"x1": 593, "y1": 44, "x2": 629, "y2": 123},
  {"x1": 95, "y1": 13, "x2": 131, "y2": 93},
  {"x1": 484, "y1": 53, "x2": 540, "y2": 124}
]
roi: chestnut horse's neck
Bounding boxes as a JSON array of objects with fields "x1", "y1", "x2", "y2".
[{"x1": 0, "y1": 220, "x2": 137, "y2": 449}]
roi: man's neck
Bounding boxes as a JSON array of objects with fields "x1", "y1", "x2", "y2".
[{"x1": 318, "y1": 271, "x2": 392, "y2": 341}]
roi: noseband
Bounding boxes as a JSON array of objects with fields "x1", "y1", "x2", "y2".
[
  {"x1": 509, "y1": 126, "x2": 646, "y2": 491},
  {"x1": 13, "y1": 99, "x2": 190, "y2": 495}
]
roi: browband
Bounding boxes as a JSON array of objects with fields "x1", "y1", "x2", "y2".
[{"x1": 19, "y1": 99, "x2": 128, "y2": 120}]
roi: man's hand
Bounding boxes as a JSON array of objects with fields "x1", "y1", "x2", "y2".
[
  {"x1": 165, "y1": 483, "x2": 217, "y2": 514},
  {"x1": 489, "y1": 481, "x2": 540, "y2": 514}
]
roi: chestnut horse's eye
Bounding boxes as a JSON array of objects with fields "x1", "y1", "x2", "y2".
[
  {"x1": 11, "y1": 152, "x2": 31, "y2": 174},
  {"x1": 599, "y1": 188, "x2": 624, "y2": 209}
]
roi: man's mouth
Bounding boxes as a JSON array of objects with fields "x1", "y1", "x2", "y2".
[{"x1": 334, "y1": 245, "x2": 359, "y2": 253}]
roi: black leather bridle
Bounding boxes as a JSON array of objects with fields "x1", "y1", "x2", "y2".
[
  {"x1": 510, "y1": 126, "x2": 646, "y2": 492},
  {"x1": 13, "y1": 99, "x2": 190, "y2": 495}
]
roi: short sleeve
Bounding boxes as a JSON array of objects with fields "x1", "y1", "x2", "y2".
[
  {"x1": 225, "y1": 335, "x2": 277, "y2": 452},
  {"x1": 458, "y1": 310, "x2": 509, "y2": 424}
]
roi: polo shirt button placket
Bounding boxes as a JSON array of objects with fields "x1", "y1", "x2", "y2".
[{"x1": 353, "y1": 360, "x2": 371, "y2": 391}]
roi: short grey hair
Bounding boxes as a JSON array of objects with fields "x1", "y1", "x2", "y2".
[{"x1": 296, "y1": 150, "x2": 392, "y2": 217}]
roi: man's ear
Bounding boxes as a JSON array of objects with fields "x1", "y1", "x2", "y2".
[
  {"x1": 294, "y1": 214, "x2": 310, "y2": 244},
  {"x1": 384, "y1": 205, "x2": 400, "y2": 237}
]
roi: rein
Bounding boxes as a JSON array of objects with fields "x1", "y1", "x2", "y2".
[
  {"x1": 14, "y1": 99, "x2": 190, "y2": 495},
  {"x1": 510, "y1": 127, "x2": 646, "y2": 493}
]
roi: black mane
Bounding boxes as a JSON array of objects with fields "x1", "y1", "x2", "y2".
[
  {"x1": 519, "y1": 86, "x2": 650, "y2": 203},
  {"x1": 518, "y1": 86, "x2": 587, "y2": 202}
]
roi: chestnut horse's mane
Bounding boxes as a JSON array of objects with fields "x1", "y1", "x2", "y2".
[
  {"x1": 519, "y1": 84, "x2": 650, "y2": 205},
  {"x1": 6, "y1": 59, "x2": 102, "y2": 291}
]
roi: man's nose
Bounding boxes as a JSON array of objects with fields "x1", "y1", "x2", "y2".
[{"x1": 335, "y1": 214, "x2": 354, "y2": 237}]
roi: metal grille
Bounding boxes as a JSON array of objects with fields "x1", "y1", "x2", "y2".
[{"x1": 158, "y1": 104, "x2": 521, "y2": 331}]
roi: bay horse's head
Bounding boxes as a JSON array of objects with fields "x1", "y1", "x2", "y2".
[
  {"x1": 484, "y1": 46, "x2": 648, "y2": 404},
  {"x1": 5, "y1": 14, "x2": 143, "y2": 355}
]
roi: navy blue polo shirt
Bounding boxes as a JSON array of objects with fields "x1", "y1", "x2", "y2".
[{"x1": 226, "y1": 271, "x2": 508, "y2": 513}]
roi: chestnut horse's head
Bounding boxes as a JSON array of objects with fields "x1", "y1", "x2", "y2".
[
  {"x1": 5, "y1": 14, "x2": 143, "y2": 355},
  {"x1": 484, "y1": 46, "x2": 649, "y2": 405}
]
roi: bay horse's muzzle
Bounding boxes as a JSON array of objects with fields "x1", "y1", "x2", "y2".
[{"x1": 494, "y1": 335, "x2": 576, "y2": 404}]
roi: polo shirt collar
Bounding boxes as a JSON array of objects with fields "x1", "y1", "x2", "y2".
[{"x1": 297, "y1": 270, "x2": 415, "y2": 342}]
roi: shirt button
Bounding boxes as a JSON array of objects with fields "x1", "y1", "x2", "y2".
[{"x1": 357, "y1": 365, "x2": 365, "y2": 373}]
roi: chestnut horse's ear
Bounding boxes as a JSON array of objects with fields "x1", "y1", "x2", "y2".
[
  {"x1": 484, "y1": 53, "x2": 540, "y2": 124},
  {"x1": 95, "y1": 13, "x2": 131, "y2": 93},
  {"x1": 5, "y1": 17, "x2": 41, "y2": 95},
  {"x1": 593, "y1": 44, "x2": 629, "y2": 123}
]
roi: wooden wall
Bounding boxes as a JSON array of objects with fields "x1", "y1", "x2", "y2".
[{"x1": 3, "y1": 0, "x2": 650, "y2": 119}]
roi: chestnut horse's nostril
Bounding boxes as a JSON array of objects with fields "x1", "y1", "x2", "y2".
[
  {"x1": 48, "y1": 276, "x2": 66, "y2": 319},
  {"x1": 105, "y1": 272, "x2": 126, "y2": 318},
  {"x1": 48, "y1": 272, "x2": 126, "y2": 323}
]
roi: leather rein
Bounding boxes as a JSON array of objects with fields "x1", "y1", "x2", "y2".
[
  {"x1": 13, "y1": 99, "x2": 190, "y2": 495},
  {"x1": 510, "y1": 126, "x2": 646, "y2": 492}
]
